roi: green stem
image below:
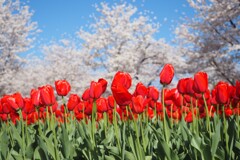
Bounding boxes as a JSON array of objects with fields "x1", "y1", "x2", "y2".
[
  {"x1": 62, "y1": 96, "x2": 68, "y2": 128},
  {"x1": 113, "y1": 104, "x2": 121, "y2": 151},
  {"x1": 190, "y1": 96, "x2": 195, "y2": 133},
  {"x1": 170, "y1": 104, "x2": 173, "y2": 128},
  {"x1": 237, "y1": 104, "x2": 240, "y2": 140},
  {"x1": 19, "y1": 111, "x2": 26, "y2": 160},
  {"x1": 222, "y1": 105, "x2": 230, "y2": 156},
  {"x1": 91, "y1": 100, "x2": 97, "y2": 147},
  {"x1": 7, "y1": 120, "x2": 14, "y2": 159},
  {"x1": 128, "y1": 106, "x2": 142, "y2": 160},
  {"x1": 161, "y1": 87, "x2": 169, "y2": 144},
  {"x1": 140, "y1": 114, "x2": 147, "y2": 152},
  {"x1": 53, "y1": 118, "x2": 60, "y2": 160},
  {"x1": 103, "y1": 112, "x2": 108, "y2": 135},
  {"x1": 202, "y1": 94, "x2": 211, "y2": 136}
]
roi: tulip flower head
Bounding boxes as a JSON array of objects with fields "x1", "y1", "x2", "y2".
[
  {"x1": 193, "y1": 72, "x2": 208, "y2": 94},
  {"x1": 159, "y1": 64, "x2": 174, "y2": 85},
  {"x1": 55, "y1": 80, "x2": 71, "y2": 96}
]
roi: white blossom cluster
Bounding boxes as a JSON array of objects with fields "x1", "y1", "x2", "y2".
[
  {"x1": 1, "y1": 0, "x2": 239, "y2": 96},
  {"x1": 175, "y1": 0, "x2": 240, "y2": 85}
]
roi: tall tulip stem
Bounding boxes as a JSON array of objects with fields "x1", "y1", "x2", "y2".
[
  {"x1": 91, "y1": 100, "x2": 97, "y2": 147},
  {"x1": 161, "y1": 87, "x2": 168, "y2": 144},
  {"x1": 202, "y1": 94, "x2": 211, "y2": 135},
  {"x1": 222, "y1": 105, "x2": 230, "y2": 155}
]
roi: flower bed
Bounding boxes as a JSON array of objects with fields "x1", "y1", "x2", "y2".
[{"x1": 0, "y1": 64, "x2": 239, "y2": 160}]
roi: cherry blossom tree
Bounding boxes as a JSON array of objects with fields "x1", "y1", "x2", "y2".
[
  {"x1": 0, "y1": 0, "x2": 37, "y2": 95},
  {"x1": 79, "y1": 2, "x2": 185, "y2": 89},
  {"x1": 175, "y1": 0, "x2": 240, "y2": 85},
  {"x1": 6, "y1": 39, "x2": 93, "y2": 96}
]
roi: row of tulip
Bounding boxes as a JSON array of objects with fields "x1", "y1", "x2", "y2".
[
  {"x1": 0, "y1": 64, "x2": 239, "y2": 159},
  {"x1": 1, "y1": 64, "x2": 239, "y2": 124}
]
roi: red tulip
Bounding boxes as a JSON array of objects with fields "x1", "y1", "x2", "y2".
[
  {"x1": 84, "y1": 100, "x2": 93, "y2": 115},
  {"x1": 132, "y1": 95, "x2": 145, "y2": 114},
  {"x1": 82, "y1": 88, "x2": 90, "y2": 101},
  {"x1": 107, "y1": 95, "x2": 115, "y2": 109},
  {"x1": 134, "y1": 82, "x2": 148, "y2": 97},
  {"x1": 10, "y1": 112, "x2": 19, "y2": 124},
  {"x1": 185, "y1": 112, "x2": 193, "y2": 123},
  {"x1": 22, "y1": 98, "x2": 35, "y2": 114},
  {"x1": 55, "y1": 109, "x2": 63, "y2": 118},
  {"x1": 147, "y1": 86, "x2": 159, "y2": 101},
  {"x1": 96, "y1": 98, "x2": 108, "y2": 113},
  {"x1": 6, "y1": 93, "x2": 24, "y2": 111},
  {"x1": 55, "y1": 80, "x2": 71, "y2": 96},
  {"x1": 215, "y1": 82, "x2": 229, "y2": 104},
  {"x1": 111, "y1": 71, "x2": 132, "y2": 106},
  {"x1": 228, "y1": 86, "x2": 236, "y2": 100},
  {"x1": 39, "y1": 85, "x2": 56, "y2": 106},
  {"x1": 225, "y1": 108, "x2": 233, "y2": 117},
  {"x1": 177, "y1": 78, "x2": 188, "y2": 94},
  {"x1": 0, "y1": 95, "x2": 13, "y2": 114},
  {"x1": 111, "y1": 84, "x2": 132, "y2": 106},
  {"x1": 111, "y1": 71, "x2": 132, "y2": 89},
  {"x1": 26, "y1": 112, "x2": 38, "y2": 125},
  {"x1": 98, "y1": 78, "x2": 108, "y2": 94},
  {"x1": 74, "y1": 101, "x2": 85, "y2": 114},
  {"x1": 236, "y1": 80, "x2": 240, "y2": 99},
  {"x1": 159, "y1": 64, "x2": 174, "y2": 85},
  {"x1": 193, "y1": 72, "x2": 208, "y2": 93},
  {"x1": 185, "y1": 78, "x2": 194, "y2": 95},
  {"x1": 0, "y1": 113, "x2": 8, "y2": 121},
  {"x1": 31, "y1": 89, "x2": 40, "y2": 106},
  {"x1": 67, "y1": 94, "x2": 81, "y2": 111},
  {"x1": 147, "y1": 107, "x2": 154, "y2": 119},
  {"x1": 89, "y1": 81, "x2": 103, "y2": 99},
  {"x1": 47, "y1": 102, "x2": 58, "y2": 113}
]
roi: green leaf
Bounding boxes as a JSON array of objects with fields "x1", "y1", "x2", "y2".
[
  {"x1": 127, "y1": 132, "x2": 138, "y2": 159},
  {"x1": 101, "y1": 127, "x2": 114, "y2": 145},
  {"x1": 191, "y1": 134, "x2": 202, "y2": 152},
  {"x1": 164, "y1": 111, "x2": 171, "y2": 142},
  {"x1": 34, "y1": 146, "x2": 49, "y2": 160},
  {"x1": 25, "y1": 143, "x2": 34, "y2": 159},
  {"x1": 235, "y1": 140, "x2": 240, "y2": 150},
  {"x1": 37, "y1": 135, "x2": 55, "y2": 159},
  {"x1": 214, "y1": 147, "x2": 225, "y2": 160},
  {"x1": 10, "y1": 123, "x2": 22, "y2": 148},
  {"x1": 0, "y1": 130, "x2": 9, "y2": 159},
  {"x1": 211, "y1": 120, "x2": 221, "y2": 156},
  {"x1": 105, "y1": 155, "x2": 116, "y2": 160},
  {"x1": 11, "y1": 150, "x2": 23, "y2": 160},
  {"x1": 107, "y1": 146, "x2": 121, "y2": 159},
  {"x1": 124, "y1": 150, "x2": 136, "y2": 160},
  {"x1": 60, "y1": 124, "x2": 72, "y2": 159}
]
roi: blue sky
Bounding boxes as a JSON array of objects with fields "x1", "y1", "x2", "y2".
[{"x1": 23, "y1": 0, "x2": 195, "y2": 54}]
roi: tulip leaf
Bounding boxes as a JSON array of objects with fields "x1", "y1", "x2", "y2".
[
  {"x1": 107, "y1": 146, "x2": 120, "y2": 158},
  {"x1": 127, "y1": 133, "x2": 138, "y2": 159},
  {"x1": 11, "y1": 150, "x2": 23, "y2": 160},
  {"x1": 105, "y1": 155, "x2": 116, "y2": 160},
  {"x1": 10, "y1": 123, "x2": 22, "y2": 148},
  {"x1": 191, "y1": 134, "x2": 201, "y2": 152},
  {"x1": 0, "y1": 130, "x2": 9, "y2": 159},
  {"x1": 214, "y1": 147, "x2": 225, "y2": 160},
  {"x1": 25, "y1": 143, "x2": 34, "y2": 159},
  {"x1": 211, "y1": 120, "x2": 221, "y2": 156},
  {"x1": 101, "y1": 127, "x2": 114, "y2": 145},
  {"x1": 34, "y1": 146, "x2": 49, "y2": 160},
  {"x1": 235, "y1": 140, "x2": 240, "y2": 150},
  {"x1": 124, "y1": 150, "x2": 136, "y2": 160},
  {"x1": 60, "y1": 124, "x2": 72, "y2": 159},
  {"x1": 38, "y1": 135, "x2": 55, "y2": 159}
]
